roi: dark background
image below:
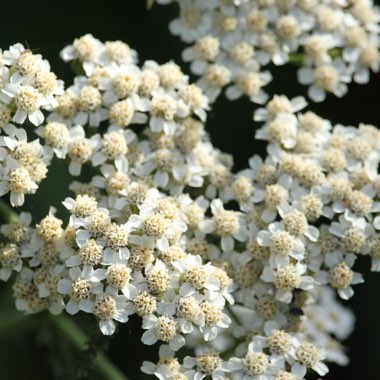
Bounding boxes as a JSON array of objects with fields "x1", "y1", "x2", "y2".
[{"x1": 0, "y1": 0, "x2": 379, "y2": 378}]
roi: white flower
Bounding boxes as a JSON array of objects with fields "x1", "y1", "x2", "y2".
[
  {"x1": 57, "y1": 265, "x2": 106, "y2": 315},
  {"x1": 297, "y1": 60, "x2": 351, "y2": 102},
  {"x1": 141, "y1": 314, "x2": 186, "y2": 351}
]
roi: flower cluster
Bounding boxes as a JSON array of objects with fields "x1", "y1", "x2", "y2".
[
  {"x1": 155, "y1": 0, "x2": 380, "y2": 102},
  {"x1": 0, "y1": 24, "x2": 379, "y2": 380}
]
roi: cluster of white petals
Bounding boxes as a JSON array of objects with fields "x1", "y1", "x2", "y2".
[
  {"x1": 155, "y1": 0, "x2": 380, "y2": 103},
  {"x1": 0, "y1": 6, "x2": 379, "y2": 377}
]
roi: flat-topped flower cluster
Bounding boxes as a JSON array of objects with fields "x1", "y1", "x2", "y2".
[
  {"x1": 0, "y1": 13, "x2": 379, "y2": 379},
  {"x1": 155, "y1": 0, "x2": 380, "y2": 103}
]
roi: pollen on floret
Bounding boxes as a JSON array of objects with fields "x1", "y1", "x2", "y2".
[
  {"x1": 204, "y1": 64, "x2": 231, "y2": 87},
  {"x1": 151, "y1": 95, "x2": 177, "y2": 121},
  {"x1": 274, "y1": 265, "x2": 301, "y2": 290},
  {"x1": 347, "y1": 190, "x2": 373, "y2": 216},
  {"x1": 317, "y1": 6, "x2": 340, "y2": 32},
  {"x1": 283, "y1": 209, "x2": 308, "y2": 236},
  {"x1": 56, "y1": 91, "x2": 78, "y2": 119},
  {"x1": 267, "y1": 118, "x2": 296, "y2": 146},
  {"x1": 156, "y1": 316, "x2": 178, "y2": 342},
  {"x1": 246, "y1": 9, "x2": 268, "y2": 32},
  {"x1": 232, "y1": 176, "x2": 253, "y2": 203},
  {"x1": 196, "y1": 353, "x2": 222, "y2": 375},
  {"x1": 369, "y1": 238, "x2": 380, "y2": 259},
  {"x1": 201, "y1": 302, "x2": 223, "y2": 326},
  {"x1": 313, "y1": 65, "x2": 339, "y2": 91},
  {"x1": 127, "y1": 182, "x2": 148, "y2": 205},
  {"x1": 214, "y1": 13, "x2": 237, "y2": 33},
  {"x1": 350, "y1": 168, "x2": 371, "y2": 190},
  {"x1": 64, "y1": 226, "x2": 78, "y2": 248},
  {"x1": 359, "y1": 43, "x2": 379, "y2": 68},
  {"x1": 105, "y1": 40, "x2": 132, "y2": 65},
  {"x1": 276, "y1": 15, "x2": 299, "y2": 40},
  {"x1": 351, "y1": 1, "x2": 376, "y2": 24},
  {"x1": 94, "y1": 294, "x2": 117, "y2": 321},
  {"x1": 179, "y1": 84, "x2": 204, "y2": 108},
  {"x1": 79, "y1": 239, "x2": 103, "y2": 265},
  {"x1": 322, "y1": 148, "x2": 347, "y2": 172},
  {"x1": 347, "y1": 137, "x2": 372, "y2": 161},
  {"x1": 214, "y1": 210, "x2": 239, "y2": 236},
  {"x1": 0, "y1": 244, "x2": 21, "y2": 269},
  {"x1": 70, "y1": 278, "x2": 92, "y2": 301},
  {"x1": 72, "y1": 194, "x2": 98, "y2": 217},
  {"x1": 266, "y1": 95, "x2": 292, "y2": 119},
  {"x1": 329, "y1": 262, "x2": 353, "y2": 289},
  {"x1": 34, "y1": 71, "x2": 58, "y2": 95},
  {"x1": 109, "y1": 100, "x2": 134, "y2": 127},
  {"x1": 158, "y1": 62, "x2": 183, "y2": 89},
  {"x1": 73, "y1": 36, "x2": 97, "y2": 61},
  {"x1": 154, "y1": 149, "x2": 176, "y2": 171},
  {"x1": 230, "y1": 42, "x2": 254, "y2": 65},
  {"x1": 79, "y1": 86, "x2": 102, "y2": 112},
  {"x1": 139, "y1": 70, "x2": 160, "y2": 97},
  {"x1": 296, "y1": 341, "x2": 321, "y2": 368},
  {"x1": 234, "y1": 261, "x2": 262, "y2": 288},
  {"x1": 209, "y1": 164, "x2": 231, "y2": 188},
  {"x1": 5, "y1": 221, "x2": 30, "y2": 243},
  {"x1": 195, "y1": 36, "x2": 220, "y2": 61},
  {"x1": 160, "y1": 246, "x2": 187, "y2": 265},
  {"x1": 328, "y1": 176, "x2": 352, "y2": 201},
  {"x1": 185, "y1": 265, "x2": 210, "y2": 290},
  {"x1": 265, "y1": 184, "x2": 289, "y2": 209},
  {"x1": 247, "y1": 239, "x2": 271, "y2": 262},
  {"x1": 106, "y1": 263, "x2": 131, "y2": 289},
  {"x1": 256, "y1": 164, "x2": 277, "y2": 186},
  {"x1": 15, "y1": 87, "x2": 41, "y2": 112},
  {"x1": 236, "y1": 72, "x2": 262, "y2": 97},
  {"x1": 298, "y1": 111, "x2": 325, "y2": 133},
  {"x1": 0, "y1": 103, "x2": 11, "y2": 126},
  {"x1": 105, "y1": 223, "x2": 129, "y2": 250},
  {"x1": 213, "y1": 267, "x2": 231, "y2": 290},
  {"x1": 133, "y1": 291, "x2": 157, "y2": 316},
  {"x1": 268, "y1": 329, "x2": 292, "y2": 354},
  {"x1": 36, "y1": 243, "x2": 61, "y2": 267},
  {"x1": 112, "y1": 73, "x2": 140, "y2": 99},
  {"x1": 67, "y1": 139, "x2": 93, "y2": 164},
  {"x1": 147, "y1": 268, "x2": 170, "y2": 295},
  {"x1": 144, "y1": 213, "x2": 169, "y2": 238},
  {"x1": 87, "y1": 210, "x2": 111, "y2": 237},
  {"x1": 343, "y1": 227, "x2": 366, "y2": 253},
  {"x1": 37, "y1": 214, "x2": 63, "y2": 242},
  {"x1": 243, "y1": 352, "x2": 268, "y2": 376},
  {"x1": 128, "y1": 246, "x2": 154, "y2": 270},
  {"x1": 177, "y1": 296, "x2": 202, "y2": 322},
  {"x1": 186, "y1": 239, "x2": 210, "y2": 259},
  {"x1": 301, "y1": 194, "x2": 323, "y2": 222},
  {"x1": 304, "y1": 36, "x2": 329, "y2": 60},
  {"x1": 101, "y1": 131, "x2": 128, "y2": 160},
  {"x1": 106, "y1": 172, "x2": 130, "y2": 195},
  {"x1": 270, "y1": 230, "x2": 295, "y2": 256},
  {"x1": 15, "y1": 51, "x2": 40, "y2": 76},
  {"x1": 7, "y1": 167, "x2": 35, "y2": 194},
  {"x1": 276, "y1": 371, "x2": 296, "y2": 380},
  {"x1": 44, "y1": 122, "x2": 70, "y2": 149},
  {"x1": 175, "y1": 118, "x2": 203, "y2": 153}
]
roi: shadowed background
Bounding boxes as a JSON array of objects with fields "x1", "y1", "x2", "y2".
[{"x1": 0, "y1": 0, "x2": 379, "y2": 378}]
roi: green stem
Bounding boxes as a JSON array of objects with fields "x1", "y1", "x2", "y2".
[
  {"x1": 0, "y1": 199, "x2": 18, "y2": 223},
  {"x1": 288, "y1": 48, "x2": 341, "y2": 66},
  {"x1": 51, "y1": 315, "x2": 128, "y2": 380}
]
